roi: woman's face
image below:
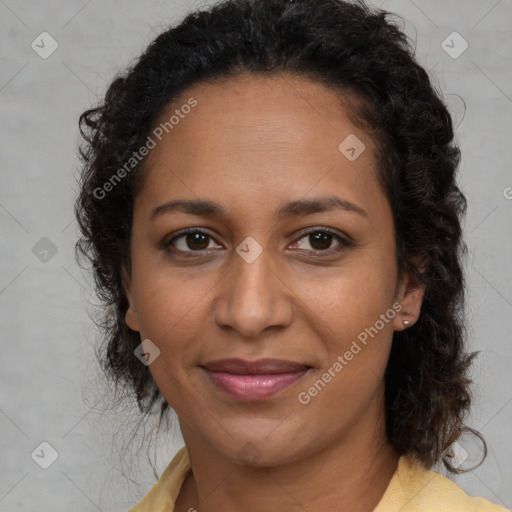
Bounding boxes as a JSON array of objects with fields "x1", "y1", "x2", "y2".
[{"x1": 123, "y1": 73, "x2": 421, "y2": 466}]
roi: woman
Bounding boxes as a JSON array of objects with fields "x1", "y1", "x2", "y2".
[{"x1": 74, "y1": 0, "x2": 510, "y2": 510}]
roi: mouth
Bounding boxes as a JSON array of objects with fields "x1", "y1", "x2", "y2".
[{"x1": 200, "y1": 358, "x2": 312, "y2": 401}]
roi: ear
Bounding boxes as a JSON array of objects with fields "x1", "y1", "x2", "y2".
[
  {"x1": 393, "y1": 256, "x2": 426, "y2": 332},
  {"x1": 121, "y1": 263, "x2": 140, "y2": 332}
]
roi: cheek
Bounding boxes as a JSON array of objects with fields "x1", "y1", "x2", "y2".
[
  {"x1": 295, "y1": 252, "x2": 397, "y2": 377},
  {"x1": 298, "y1": 276, "x2": 396, "y2": 427},
  {"x1": 131, "y1": 267, "x2": 211, "y2": 407},
  {"x1": 131, "y1": 262, "x2": 217, "y2": 351},
  {"x1": 294, "y1": 249, "x2": 397, "y2": 328}
]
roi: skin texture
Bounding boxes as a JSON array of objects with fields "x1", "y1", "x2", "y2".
[{"x1": 123, "y1": 73, "x2": 425, "y2": 512}]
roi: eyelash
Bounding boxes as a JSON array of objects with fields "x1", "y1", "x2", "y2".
[{"x1": 165, "y1": 226, "x2": 353, "y2": 258}]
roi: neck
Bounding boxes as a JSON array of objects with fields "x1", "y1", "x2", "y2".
[{"x1": 175, "y1": 404, "x2": 400, "y2": 512}]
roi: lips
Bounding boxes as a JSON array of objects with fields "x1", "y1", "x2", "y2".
[
  {"x1": 201, "y1": 358, "x2": 309, "y2": 374},
  {"x1": 200, "y1": 358, "x2": 311, "y2": 400}
]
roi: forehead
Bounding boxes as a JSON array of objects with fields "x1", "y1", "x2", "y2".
[
  {"x1": 154, "y1": 72, "x2": 366, "y2": 149},
  {"x1": 136, "y1": 73, "x2": 386, "y2": 224}
]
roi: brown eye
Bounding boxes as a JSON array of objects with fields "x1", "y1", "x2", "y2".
[
  {"x1": 308, "y1": 231, "x2": 333, "y2": 250},
  {"x1": 184, "y1": 232, "x2": 210, "y2": 250},
  {"x1": 168, "y1": 229, "x2": 221, "y2": 253},
  {"x1": 291, "y1": 228, "x2": 351, "y2": 253}
]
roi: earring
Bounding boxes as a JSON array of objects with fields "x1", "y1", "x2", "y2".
[{"x1": 403, "y1": 320, "x2": 411, "y2": 326}]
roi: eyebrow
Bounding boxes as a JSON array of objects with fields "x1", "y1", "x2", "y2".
[{"x1": 149, "y1": 195, "x2": 368, "y2": 221}]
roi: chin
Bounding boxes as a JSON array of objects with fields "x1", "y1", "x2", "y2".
[{"x1": 209, "y1": 427, "x2": 319, "y2": 469}]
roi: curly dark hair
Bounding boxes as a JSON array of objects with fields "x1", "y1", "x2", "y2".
[{"x1": 74, "y1": 0, "x2": 486, "y2": 473}]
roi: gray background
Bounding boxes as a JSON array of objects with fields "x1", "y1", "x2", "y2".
[{"x1": 1, "y1": 0, "x2": 511, "y2": 510}]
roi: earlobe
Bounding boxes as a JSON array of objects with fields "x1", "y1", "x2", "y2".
[
  {"x1": 122, "y1": 264, "x2": 141, "y2": 332},
  {"x1": 393, "y1": 270, "x2": 426, "y2": 332},
  {"x1": 125, "y1": 307, "x2": 140, "y2": 332}
]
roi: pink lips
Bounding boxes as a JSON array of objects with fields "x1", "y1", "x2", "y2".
[{"x1": 201, "y1": 358, "x2": 311, "y2": 401}]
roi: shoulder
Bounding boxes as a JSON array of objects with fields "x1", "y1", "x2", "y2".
[
  {"x1": 127, "y1": 445, "x2": 191, "y2": 512},
  {"x1": 375, "y1": 455, "x2": 510, "y2": 512}
]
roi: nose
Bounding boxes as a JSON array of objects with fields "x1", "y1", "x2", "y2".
[{"x1": 212, "y1": 246, "x2": 293, "y2": 338}]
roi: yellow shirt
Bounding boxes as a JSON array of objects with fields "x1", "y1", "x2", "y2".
[{"x1": 128, "y1": 445, "x2": 510, "y2": 512}]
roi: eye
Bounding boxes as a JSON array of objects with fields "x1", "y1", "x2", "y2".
[
  {"x1": 165, "y1": 226, "x2": 353, "y2": 258},
  {"x1": 290, "y1": 227, "x2": 353, "y2": 253},
  {"x1": 167, "y1": 228, "x2": 222, "y2": 253}
]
